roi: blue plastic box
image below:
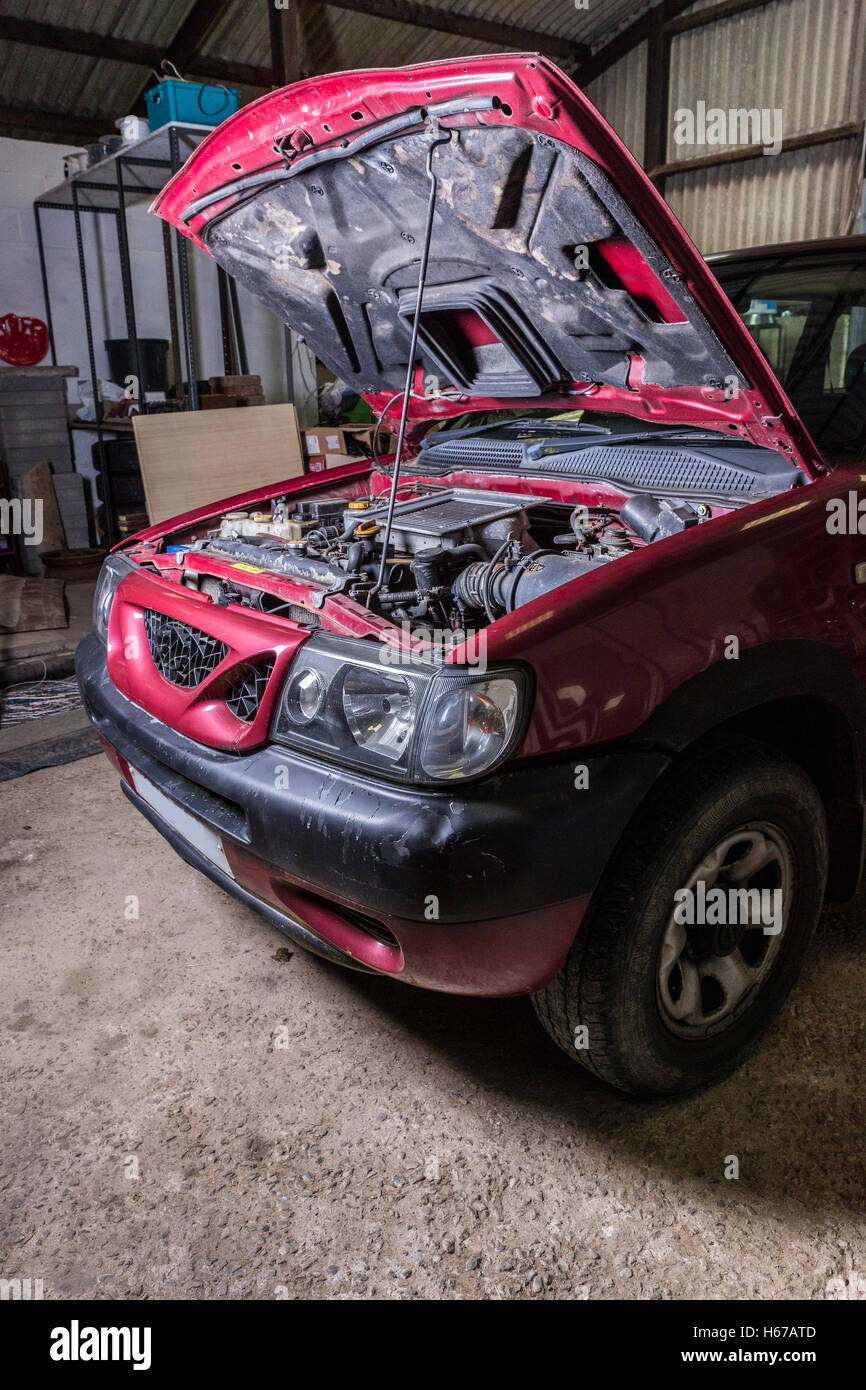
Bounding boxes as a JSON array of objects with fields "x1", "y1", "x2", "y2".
[{"x1": 145, "y1": 79, "x2": 240, "y2": 131}]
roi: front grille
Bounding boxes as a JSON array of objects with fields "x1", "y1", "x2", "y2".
[
  {"x1": 225, "y1": 657, "x2": 275, "y2": 722},
  {"x1": 143, "y1": 609, "x2": 228, "y2": 688},
  {"x1": 283, "y1": 603, "x2": 320, "y2": 627},
  {"x1": 342, "y1": 908, "x2": 400, "y2": 948}
]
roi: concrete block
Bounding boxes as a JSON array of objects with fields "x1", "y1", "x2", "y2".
[{"x1": 52, "y1": 473, "x2": 91, "y2": 549}]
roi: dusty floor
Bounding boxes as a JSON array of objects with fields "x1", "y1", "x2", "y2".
[{"x1": 2, "y1": 753, "x2": 865, "y2": 1301}]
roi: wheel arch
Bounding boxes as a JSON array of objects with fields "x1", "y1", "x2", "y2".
[{"x1": 628, "y1": 639, "x2": 866, "y2": 902}]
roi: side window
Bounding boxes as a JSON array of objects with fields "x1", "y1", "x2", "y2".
[
  {"x1": 739, "y1": 298, "x2": 809, "y2": 387},
  {"x1": 826, "y1": 313, "x2": 851, "y2": 390},
  {"x1": 714, "y1": 254, "x2": 866, "y2": 456}
]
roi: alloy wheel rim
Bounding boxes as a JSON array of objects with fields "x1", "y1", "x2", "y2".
[{"x1": 656, "y1": 822, "x2": 795, "y2": 1039}]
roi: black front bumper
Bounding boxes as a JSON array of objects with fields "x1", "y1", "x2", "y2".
[
  {"x1": 119, "y1": 771, "x2": 364, "y2": 971},
  {"x1": 76, "y1": 633, "x2": 670, "y2": 927}
]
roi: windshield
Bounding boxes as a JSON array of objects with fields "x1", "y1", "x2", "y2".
[{"x1": 712, "y1": 249, "x2": 866, "y2": 460}]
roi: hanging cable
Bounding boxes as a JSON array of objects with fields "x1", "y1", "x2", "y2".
[
  {"x1": 371, "y1": 389, "x2": 419, "y2": 470},
  {"x1": 370, "y1": 384, "x2": 465, "y2": 470}
]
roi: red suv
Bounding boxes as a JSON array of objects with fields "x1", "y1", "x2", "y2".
[{"x1": 77, "y1": 55, "x2": 866, "y2": 1095}]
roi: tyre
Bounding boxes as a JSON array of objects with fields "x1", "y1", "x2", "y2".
[{"x1": 532, "y1": 737, "x2": 828, "y2": 1096}]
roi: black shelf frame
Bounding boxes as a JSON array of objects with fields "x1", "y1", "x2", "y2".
[{"x1": 33, "y1": 123, "x2": 293, "y2": 546}]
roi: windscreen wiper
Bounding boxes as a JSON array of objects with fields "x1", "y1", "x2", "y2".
[
  {"x1": 527, "y1": 428, "x2": 757, "y2": 459},
  {"x1": 421, "y1": 417, "x2": 612, "y2": 447}
]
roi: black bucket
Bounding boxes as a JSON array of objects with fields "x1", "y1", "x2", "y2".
[{"x1": 105, "y1": 338, "x2": 170, "y2": 394}]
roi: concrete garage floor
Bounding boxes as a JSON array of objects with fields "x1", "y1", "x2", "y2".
[{"x1": 2, "y1": 754, "x2": 865, "y2": 1301}]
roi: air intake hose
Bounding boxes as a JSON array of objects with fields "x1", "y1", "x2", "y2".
[{"x1": 453, "y1": 550, "x2": 602, "y2": 614}]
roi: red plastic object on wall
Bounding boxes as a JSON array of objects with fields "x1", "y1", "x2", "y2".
[{"x1": 0, "y1": 314, "x2": 49, "y2": 366}]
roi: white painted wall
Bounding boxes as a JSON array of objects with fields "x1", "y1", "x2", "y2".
[{"x1": 0, "y1": 136, "x2": 86, "y2": 361}]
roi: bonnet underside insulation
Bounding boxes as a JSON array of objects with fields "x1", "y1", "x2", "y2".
[{"x1": 201, "y1": 122, "x2": 743, "y2": 399}]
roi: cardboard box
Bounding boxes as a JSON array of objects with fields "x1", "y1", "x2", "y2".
[
  {"x1": 302, "y1": 424, "x2": 394, "y2": 459},
  {"x1": 307, "y1": 453, "x2": 362, "y2": 473},
  {"x1": 201, "y1": 392, "x2": 265, "y2": 409},
  {"x1": 208, "y1": 374, "x2": 262, "y2": 395}
]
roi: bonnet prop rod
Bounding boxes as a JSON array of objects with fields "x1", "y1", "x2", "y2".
[{"x1": 369, "y1": 123, "x2": 452, "y2": 601}]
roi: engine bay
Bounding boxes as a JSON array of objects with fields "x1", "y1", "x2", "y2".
[
  {"x1": 142, "y1": 475, "x2": 717, "y2": 642},
  {"x1": 129, "y1": 419, "x2": 805, "y2": 649}
]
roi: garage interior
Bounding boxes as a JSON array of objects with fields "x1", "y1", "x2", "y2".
[{"x1": 2, "y1": 0, "x2": 866, "y2": 1302}]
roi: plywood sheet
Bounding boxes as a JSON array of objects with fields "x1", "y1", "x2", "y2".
[{"x1": 132, "y1": 404, "x2": 305, "y2": 525}]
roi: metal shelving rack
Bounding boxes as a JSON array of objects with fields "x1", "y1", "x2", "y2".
[
  {"x1": 35, "y1": 123, "x2": 209, "y2": 409},
  {"x1": 33, "y1": 121, "x2": 292, "y2": 546}
]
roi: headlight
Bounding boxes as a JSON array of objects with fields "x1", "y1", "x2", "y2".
[
  {"x1": 418, "y1": 678, "x2": 521, "y2": 779},
  {"x1": 272, "y1": 633, "x2": 530, "y2": 783},
  {"x1": 283, "y1": 667, "x2": 325, "y2": 725},
  {"x1": 343, "y1": 668, "x2": 416, "y2": 762},
  {"x1": 93, "y1": 552, "x2": 137, "y2": 642}
]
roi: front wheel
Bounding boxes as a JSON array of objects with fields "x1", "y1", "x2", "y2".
[{"x1": 532, "y1": 738, "x2": 828, "y2": 1096}]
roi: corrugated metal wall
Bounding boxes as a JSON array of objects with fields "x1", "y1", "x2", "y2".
[
  {"x1": 0, "y1": 0, "x2": 642, "y2": 144},
  {"x1": 0, "y1": 0, "x2": 191, "y2": 139},
  {"x1": 199, "y1": 0, "x2": 642, "y2": 75},
  {"x1": 666, "y1": 135, "x2": 863, "y2": 249},
  {"x1": 584, "y1": 0, "x2": 866, "y2": 253},
  {"x1": 586, "y1": 41, "x2": 648, "y2": 169}
]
